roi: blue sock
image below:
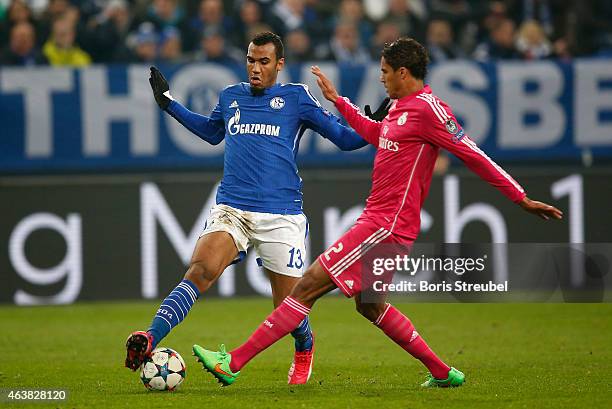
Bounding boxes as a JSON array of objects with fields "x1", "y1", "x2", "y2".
[
  {"x1": 291, "y1": 317, "x2": 313, "y2": 352},
  {"x1": 148, "y1": 279, "x2": 200, "y2": 348}
]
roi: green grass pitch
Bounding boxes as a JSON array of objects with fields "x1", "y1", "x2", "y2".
[{"x1": 1, "y1": 298, "x2": 611, "y2": 408}]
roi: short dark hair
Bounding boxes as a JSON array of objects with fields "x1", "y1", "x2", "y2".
[
  {"x1": 251, "y1": 31, "x2": 284, "y2": 61},
  {"x1": 382, "y1": 37, "x2": 429, "y2": 80}
]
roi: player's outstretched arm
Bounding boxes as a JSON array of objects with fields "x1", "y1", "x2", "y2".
[
  {"x1": 148, "y1": 66, "x2": 225, "y2": 145},
  {"x1": 311, "y1": 66, "x2": 382, "y2": 146},
  {"x1": 519, "y1": 197, "x2": 563, "y2": 220},
  {"x1": 305, "y1": 111, "x2": 369, "y2": 151},
  {"x1": 296, "y1": 77, "x2": 367, "y2": 151},
  {"x1": 310, "y1": 66, "x2": 339, "y2": 102}
]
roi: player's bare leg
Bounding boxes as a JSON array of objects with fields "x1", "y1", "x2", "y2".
[
  {"x1": 267, "y1": 270, "x2": 316, "y2": 384},
  {"x1": 125, "y1": 232, "x2": 238, "y2": 371},
  {"x1": 289, "y1": 260, "x2": 337, "y2": 307},
  {"x1": 354, "y1": 293, "x2": 465, "y2": 387},
  {"x1": 267, "y1": 270, "x2": 298, "y2": 308},
  {"x1": 184, "y1": 232, "x2": 239, "y2": 293},
  {"x1": 353, "y1": 292, "x2": 387, "y2": 322},
  {"x1": 193, "y1": 261, "x2": 335, "y2": 385}
]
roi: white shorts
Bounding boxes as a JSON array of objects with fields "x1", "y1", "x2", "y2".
[{"x1": 200, "y1": 204, "x2": 308, "y2": 277}]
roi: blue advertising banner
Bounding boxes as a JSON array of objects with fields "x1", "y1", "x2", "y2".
[{"x1": 1, "y1": 59, "x2": 611, "y2": 173}]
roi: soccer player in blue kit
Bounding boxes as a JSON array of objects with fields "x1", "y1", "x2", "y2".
[{"x1": 124, "y1": 32, "x2": 380, "y2": 384}]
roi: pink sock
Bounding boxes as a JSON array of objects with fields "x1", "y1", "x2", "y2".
[
  {"x1": 229, "y1": 297, "x2": 310, "y2": 372},
  {"x1": 374, "y1": 304, "x2": 451, "y2": 379}
]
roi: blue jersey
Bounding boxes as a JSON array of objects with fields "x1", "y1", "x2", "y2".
[{"x1": 166, "y1": 82, "x2": 367, "y2": 214}]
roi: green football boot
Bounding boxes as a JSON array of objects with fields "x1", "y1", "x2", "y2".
[
  {"x1": 193, "y1": 344, "x2": 240, "y2": 386},
  {"x1": 421, "y1": 367, "x2": 465, "y2": 388}
]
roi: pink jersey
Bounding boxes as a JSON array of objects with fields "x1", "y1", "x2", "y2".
[{"x1": 335, "y1": 85, "x2": 526, "y2": 240}]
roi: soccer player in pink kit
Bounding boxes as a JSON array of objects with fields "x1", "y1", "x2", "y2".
[{"x1": 193, "y1": 38, "x2": 563, "y2": 387}]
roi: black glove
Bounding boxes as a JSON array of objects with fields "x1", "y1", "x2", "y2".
[
  {"x1": 364, "y1": 97, "x2": 392, "y2": 121},
  {"x1": 149, "y1": 66, "x2": 172, "y2": 110}
]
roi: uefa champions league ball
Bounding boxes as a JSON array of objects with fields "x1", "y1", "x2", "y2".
[{"x1": 140, "y1": 347, "x2": 186, "y2": 391}]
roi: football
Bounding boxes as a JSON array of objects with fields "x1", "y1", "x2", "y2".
[{"x1": 140, "y1": 347, "x2": 186, "y2": 391}]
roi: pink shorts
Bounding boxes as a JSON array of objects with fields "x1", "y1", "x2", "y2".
[{"x1": 318, "y1": 219, "x2": 414, "y2": 297}]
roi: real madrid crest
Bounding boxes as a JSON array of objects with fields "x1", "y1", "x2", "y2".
[
  {"x1": 397, "y1": 112, "x2": 408, "y2": 126},
  {"x1": 270, "y1": 97, "x2": 285, "y2": 110}
]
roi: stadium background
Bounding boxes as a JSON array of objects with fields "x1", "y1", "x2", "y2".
[
  {"x1": 1, "y1": 1, "x2": 612, "y2": 408},
  {"x1": 1, "y1": 0, "x2": 611, "y2": 304}
]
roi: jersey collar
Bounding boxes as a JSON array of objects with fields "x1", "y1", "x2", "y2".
[
  {"x1": 242, "y1": 82, "x2": 282, "y2": 95},
  {"x1": 395, "y1": 84, "x2": 431, "y2": 107}
]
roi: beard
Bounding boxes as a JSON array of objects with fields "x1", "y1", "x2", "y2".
[{"x1": 250, "y1": 85, "x2": 265, "y2": 96}]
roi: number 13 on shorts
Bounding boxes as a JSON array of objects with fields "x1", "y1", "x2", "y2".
[{"x1": 287, "y1": 247, "x2": 304, "y2": 269}]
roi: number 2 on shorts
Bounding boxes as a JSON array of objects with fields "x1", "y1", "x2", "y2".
[{"x1": 323, "y1": 242, "x2": 344, "y2": 261}]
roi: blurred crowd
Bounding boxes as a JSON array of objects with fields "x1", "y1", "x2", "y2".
[{"x1": 1, "y1": 0, "x2": 612, "y2": 67}]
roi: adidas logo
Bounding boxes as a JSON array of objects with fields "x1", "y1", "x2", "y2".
[
  {"x1": 344, "y1": 280, "x2": 354, "y2": 289},
  {"x1": 229, "y1": 100, "x2": 239, "y2": 108},
  {"x1": 409, "y1": 330, "x2": 419, "y2": 342}
]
